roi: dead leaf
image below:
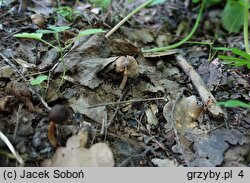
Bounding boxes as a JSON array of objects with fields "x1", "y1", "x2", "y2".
[
  {"x1": 174, "y1": 96, "x2": 202, "y2": 157},
  {"x1": 188, "y1": 128, "x2": 249, "y2": 166},
  {"x1": 156, "y1": 35, "x2": 171, "y2": 47},
  {"x1": 27, "y1": 0, "x2": 55, "y2": 16},
  {"x1": 30, "y1": 14, "x2": 46, "y2": 28},
  {"x1": 14, "y1": 58, "x2": 36, "y2": 69},
  {"x1": 76, "y1": 57, "x2": 118, "y2": 89},
  {"x1": 223, "y1": 145, "x2": 249, "y2": 167},
  {"x1": 55, "y1": 34, "x2": 110, "y2": 73},
  {"x1": 41, "y1": 131, "x2": 115, "y2": 167},
  {"x1": 121, "y1": 27, "x2": 154, "y2": 44},
  {"x1": 69, "y1": 96, "x2": 107, "y2": 124},
  {"x1": 0, "y1": 96, "x2": 15, "y2": 112},
  {"x1": 0, "y1": 66, "x2": 13, "y2": 78},
  {"x1": 151, "y1": 158, "x2": 181, "y2": 167},
  {"x1": 108, "y1": 38, "x2": 140, "y2": 56},
  {"x1": 145, "y1": 103, "x2": 159, "y2": 126}
]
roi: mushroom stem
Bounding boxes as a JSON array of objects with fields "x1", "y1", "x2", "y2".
[
  {"x1": 120, "y1": 66, "x2": 128, "y2": 90},
  {"x1": 48, "y1": 121, "x2": 59, "y2": 147}
]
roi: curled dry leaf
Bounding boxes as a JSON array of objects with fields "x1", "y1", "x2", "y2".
[
  {"x1": 0, "y1": 96, "x2": 15, "y2": 112},
  {"x1": 42, "y1": 131, "x2": 115, "y2": 167},
  {"x1": 69, "y1": 96, "x2": 107, "y2": 124},
  {"x1": 115, "y1": 55, "x2": 139, "y2": 89},
  {"x1": 6, "y1": 82, "x2": 32, "y2": 98},
  {"x1": 173, "y1": 95, "x2": 203, "y2": 162},
  {"x1": 30, "y1": 14, "x2": 46, "y2": 28}
]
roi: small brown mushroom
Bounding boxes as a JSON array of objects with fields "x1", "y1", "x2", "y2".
[
  {"x1": 115, "y1": 55, "x2": 139, "y2": 90},
  {"x1": 49, "y1": 104, "x2": 68, "y2": 123},
  {"x1": 48, "y1": 105, "x2": 68, "y2": 147}
]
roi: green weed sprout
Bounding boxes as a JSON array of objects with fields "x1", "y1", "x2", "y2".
[
  {"x1": 90, "y1": 0, "x2": 111, "y2": 9},
  {"x1": 14, "y1": 27, "x2": 105, "y2": 93},
  {"x1": 14, "y1": 26, "x2": 105, "y2": 53},
  {"x1": 56, "y1": 6, "x2": 79, "y2": 22},
  {"x1": 30, "y1": 75, "x2": 48, "y2": 86}
]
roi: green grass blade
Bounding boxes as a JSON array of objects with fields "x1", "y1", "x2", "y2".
[
  {"x1": 217, "y1": 100, "x2": 250, "y2": 108},
  {"x1": 231, "y1": 48, "x2": 250, "y2": 60}
]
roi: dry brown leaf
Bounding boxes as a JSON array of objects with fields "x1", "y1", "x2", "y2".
[
  {"x1": 173, "y1": 95, "x2": 203, "y2": 161},
  {"x1": 145, "y1": 103, "x2": 159, "y2": 126},
  {"x1": 69, "y1": 96, "x2": 107, "y2": 124},
  {"x1": 0, "y1": 66, "x2": 13, "y2": 78},
  {"x1": 41, "y1": 131, "x2": 115, "y2": 167},
  {"x1": 30, "y1": 14, "x2": 46, "y2": 28}
]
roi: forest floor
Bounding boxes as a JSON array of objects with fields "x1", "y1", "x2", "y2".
[{"x1": 0, "y1": 0, "x2": 250, "y2": 167}]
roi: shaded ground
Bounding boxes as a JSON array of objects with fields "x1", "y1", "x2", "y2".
[{"x1": 0, "y1": 0, "x2": 250, "y2": 167}]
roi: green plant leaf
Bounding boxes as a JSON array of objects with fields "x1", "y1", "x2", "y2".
[
  {"x1": 56, "y1": 6, "x2": 76, "y2": 22},
  {"x1": 48, "y1": 25, "x2": 70, "y2": 32},
  {"x1": 218, "y1": 55, "x2": 248, "y2": 62},
  {"x1": 192, "y1": 0, "x2": 200, "y2": 3},
  {"x1": 30, "y1": 75, "x2": 48, "y2": 86},
  {"x1": 77, "y1": 29, "x2": 105, "y2": 37},
  {"x1": 212, "y1": 47, "x2": 231, "y2": 51},
  {"x1": 222, "y1": 0, "x2": 244, "y2": 33},
  {"x1": 247, "y1": 62, "x2": 250, "y2": 69},
  {"x1": 217, "y1": 100, "x2": 250, "y2": 108},
  {"x1": 231, "y1": 48, "x2": 250, "y2": 60},
  {"x1": 36, "y1": 25, "x2": 70, "y2": 34},
  {"x1": 56, "y1": 6, "x2": 73, "y2": 16},
  {"x1": 218, "y1": 55, "x2": 248, "y2": 66},
  {"x1": 13, "y1": 33, "x2": 43, "y2": 40},
  {"x1": 90, "y1": 0, "x2": 111, "y2": 9},
  {"x1": 37, "y1": 26, "x2": 70, "y2": 34},
  {"x1": 149, "y1": 0, "x2": 166, "y2": 6},
  {"x1": 192, "y1": 0, "x2": 221, "y2": 6},
  {"x1": 127, "y1": 0, "x2": 134, "y2": 3},
  {"x1": 36, "y1": 29, "x2": 55, "y2": 34}
]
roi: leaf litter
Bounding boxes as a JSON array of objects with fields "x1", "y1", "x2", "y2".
[{"x1": 0, "y1": 0, "x2": 250, "y2": 167}]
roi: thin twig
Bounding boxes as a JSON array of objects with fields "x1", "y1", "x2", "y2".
[
  {"x1": 88, "y1": 97, "x2": 167, "y2": 108},
  {"x1": 106, "y1": 91, "x2": 126, "y2": 128},
  {"x1": 135, "y1": 118, "x2": 169, "y2": 156},
  {"x1": 0, "y1": 53, "x2": 51, "y2": 110},
  {"x1": 176, "y1": 55, "x2": 225, "y2": 119},
  {"x1": 13, "y1": 104, "x2": 23, "y2": 140},
  {"x1": 100, "y1": 118, "x2": 106, "y2": 135}
]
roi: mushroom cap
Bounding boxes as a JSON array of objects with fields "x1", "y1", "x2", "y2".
[
  {"x1": 115, "y1": 56, "x2": 139, "y2": 77},
  {"x1": 49, "y1": 105, "x2": 68, "y2": 123}
]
